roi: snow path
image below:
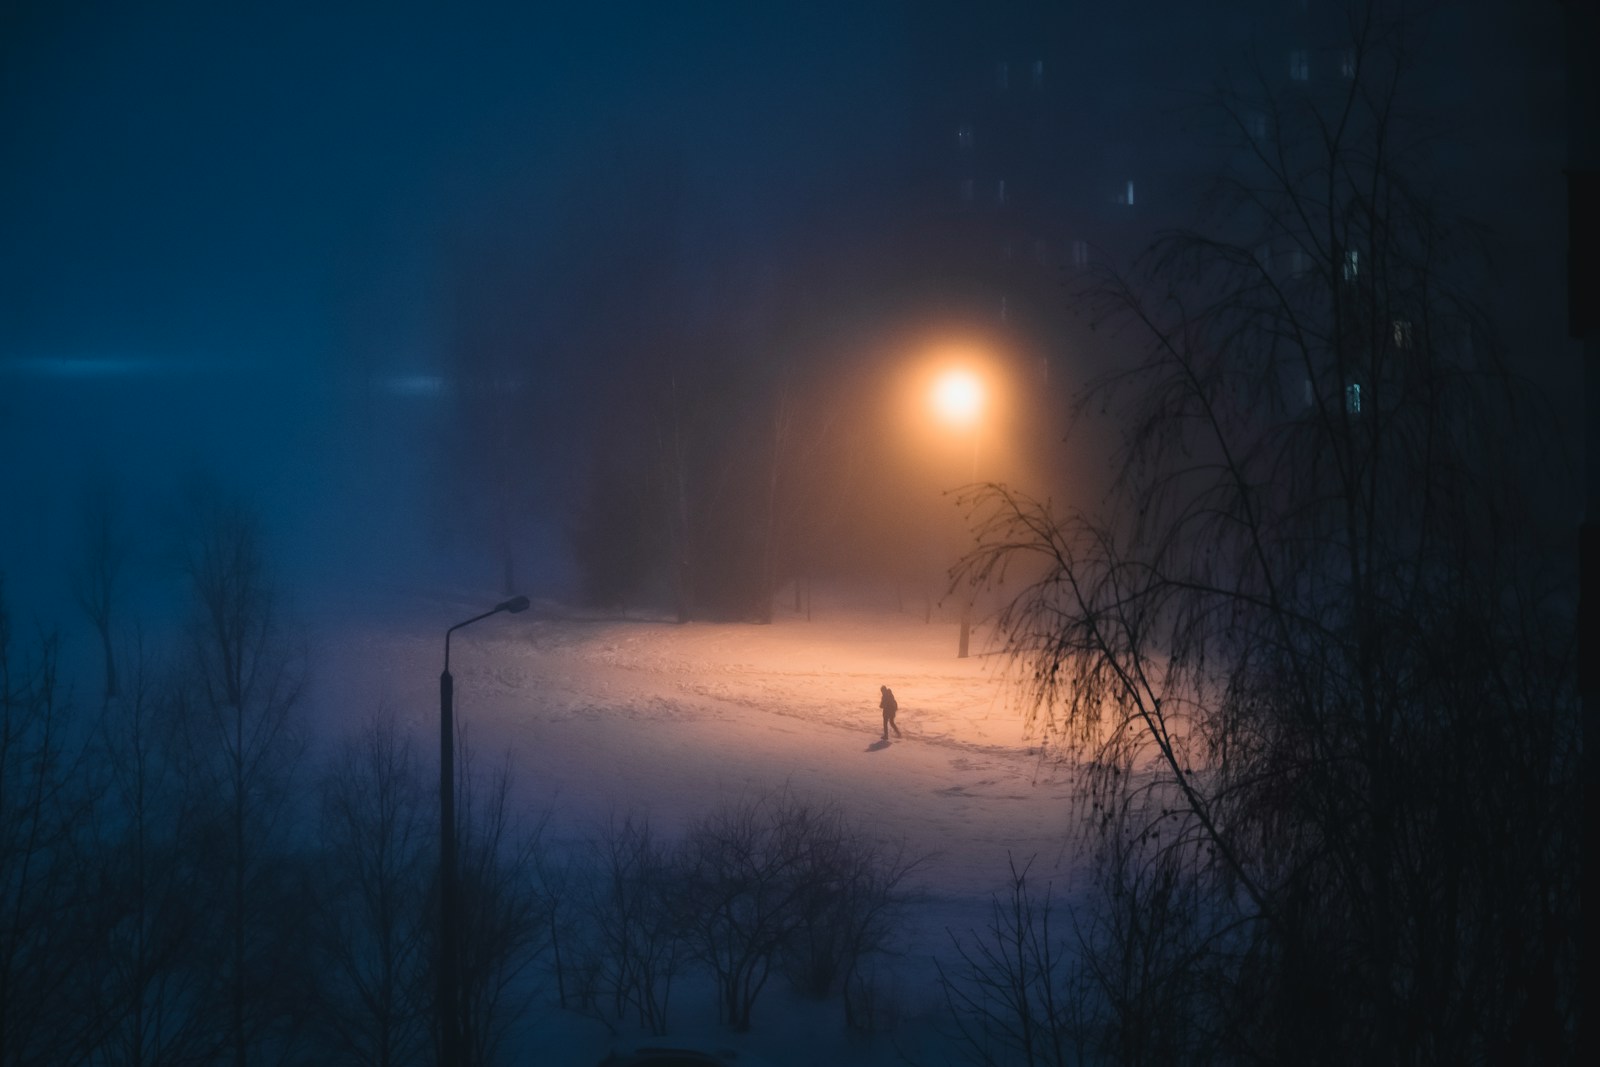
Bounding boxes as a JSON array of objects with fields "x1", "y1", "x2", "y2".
[
  {"x1": 305, "y1": 593, "x2": 1093, "y2": 1039},
  {"x1": 317, "y1": 605, "x2": 1083, "y2": 881}
]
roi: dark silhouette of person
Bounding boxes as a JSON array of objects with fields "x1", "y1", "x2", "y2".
[{"x1": 879, "y1": 685, "x2": 902, "y2": 740}]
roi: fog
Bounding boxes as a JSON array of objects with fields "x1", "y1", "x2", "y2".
[
  {"x1": 4, "y1": 2, "x2": 1571, "y2": 628},
  {"x1": 0, "y1": 1, "x2": 1581, "y2": 1061}
]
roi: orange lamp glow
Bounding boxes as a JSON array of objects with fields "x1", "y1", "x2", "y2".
[{"x1": 931, "y1": 367, "x2": 984, "y2": 426}]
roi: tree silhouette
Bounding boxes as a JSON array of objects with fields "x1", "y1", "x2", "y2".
[
  {"x1": 957, "y1": 6, "x2": 1579, "y2": 1060},
  {"x1": 171, "y1": 502, "x2": 307, "y2": 1067},
  {"x1": 310, "y1": 715, "x2": 434, "y2": 1067},
  {"x1": 0, "y1": 586, "x2": 113, "y2": 1066},
  {"x1": 72, "y1": 476, "x2": 129, "y2": 708}
]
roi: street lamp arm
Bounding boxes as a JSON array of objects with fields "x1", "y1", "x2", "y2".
[
  {"x1": 443, "y1": 595, "x2": 530, "y2": 672},
  {"x1": 444, "y1": 610, "x2": 497, "y2": 673}
]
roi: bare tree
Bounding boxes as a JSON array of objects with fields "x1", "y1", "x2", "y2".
[
  {"x1": 310, "y1": 714, "x2": 433, "y2": 1067},
  {"x1": 171, "y1": 501, "x2": 307, "y2": 1067},
  {"x1": 92, "y1": 638, "x2": 217, "y2": 1067},
  {"x1": 754, "y1": 365, "x2": 870, "y2": 623},
  {"x1": 938, "y1": 842, "x2": 1234, "y2": 1066},
  {"x1": 72, "y1": 475, "x2": 129, "y2": 707},
  {"x1": 0, "y1": 586, "x2": 111, "y2": 1066},
  {"x1": 450, "y1": 743, "x2": 550, "y2": 1067},
  {"x1": 956, "y1": 6, "x2": 1579, "y2": 1061}
]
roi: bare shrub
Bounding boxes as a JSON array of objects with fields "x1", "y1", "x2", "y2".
[
  {"x1": 676, "y1": 789, "x2": 803, "y2": 1032},
  {"x1": 1072, "y1": 804, "x2": 1228, "y2": 1066},
  {"x1": 937, "y1": 857, "x2": 1094, "y2": 1067},
  {"x1": 779, "y1": 809, "x2": 921, "y2": 1035},
  {"x1": 678, "y1": 788, "x2": 920, "y2": 1034},
  {"x1": 530, "y1": 838, "x2": 593, "y2": 1015},
  {"x1": 580, "y1": 813, "x2": 683, "y2": 1035}
]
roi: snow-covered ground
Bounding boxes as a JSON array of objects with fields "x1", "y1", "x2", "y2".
[{"x1": 305, "y1": 582, "x2": 1091, "y2": 1065}]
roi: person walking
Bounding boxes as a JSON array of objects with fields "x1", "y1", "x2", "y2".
[{"x1": 879, "y1": 685, "x2": 902, "y2": 740}]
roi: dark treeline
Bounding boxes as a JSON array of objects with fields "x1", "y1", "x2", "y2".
[{"x1": 0, "y1": 503, "x2": 923, "y2": 1065}]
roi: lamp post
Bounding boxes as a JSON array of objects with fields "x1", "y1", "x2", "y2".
[
  {"x1": 930, "y1": 367, "x2": 984, "y2": 658},
  {"x1": 439, "y1": 594, "x2": 529, "y2": 1067}
]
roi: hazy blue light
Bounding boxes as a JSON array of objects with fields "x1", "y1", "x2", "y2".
[
  {"x1": 382, "y1": 374, "x2": 447, "y2": 397},
  {"x1": 4, "y1": 356, "x2": 179, "y2": 379}
]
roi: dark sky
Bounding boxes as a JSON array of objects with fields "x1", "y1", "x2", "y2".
[
  {"x1": 2, "y1": 1, "x2": 1569, "y2": 376},
  {"x1": 0, "y1": 1, "x2": 1577, "y2": 621},
  {"x1": 1, "y1": 1, "x2": 912, "y2": 368},
  {"x1": 0, "y1": 1, "x2": 924, "y2": 611}
]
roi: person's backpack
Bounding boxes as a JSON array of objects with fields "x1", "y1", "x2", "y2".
[{"x1": 882, "y1": 687, "x2": 897, "y2": 712}]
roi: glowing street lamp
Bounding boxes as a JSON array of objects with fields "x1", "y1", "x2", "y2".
[
  {"x1": 932, "y1": 366, "x2": 983, "y2": 425},
  {"x1": 929, "y1": 365, "x2": 985, "y2": 656},
  {"x1": 439, "y1": 594, "x2": 528, "y2": 1067},
  {"x1": 931, "y1": 367, "x2": 984, "y2": 480}
]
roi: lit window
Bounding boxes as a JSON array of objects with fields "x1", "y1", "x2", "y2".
[
  {"x1": 1290, "y1": 49, "x2": 1309, "y2": 81},
  {"x1": 1031, "y1": 60, "x2": 1044, "y2": 89},
  {"x1": 997, "y1": 62, "x2": 1009, "y2": 90},
  {"x1": 997, "y1": 178, "x2": 1006, "y2": 205},
  {"x1": 1303, "y1": 378, "x2": 1315, "y2": 407},
  {"x1": 1340, "y1": 50, "x2": 1356, "y2": 78},
  {"x1": 1345, "y1": 382, "x2": 1362, "y2": 414},
  {"x1": 958, "y1": 122, "x2": 974, "y2": 149},
  {"x1": 1392, "y1": 319, "x2": 1413, "y2": 349},
  {"x1": 1071, "y1": 239, "x2": 1090, "y2": 268},
  {"x1": 1116, "y1": 179, "x2": 1135, "y2": 206},
  {"x1": 1343, "y1": 249, "x2": 1359, "y2": 280},
  {"x1": 1290, "y1": 249, "x2": 1311, "y2": 276}
]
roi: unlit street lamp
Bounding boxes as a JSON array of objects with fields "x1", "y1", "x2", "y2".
[{"x1": 439, "y1": 594, "x2": 529, "y2": 1067}]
